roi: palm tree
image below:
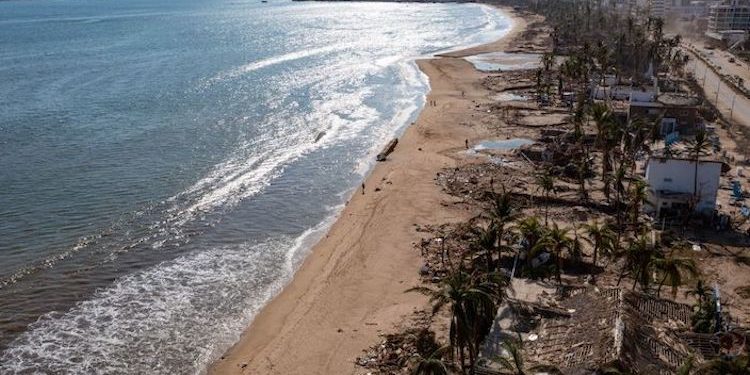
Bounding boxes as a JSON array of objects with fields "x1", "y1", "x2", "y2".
[
  {"x1": 517, "y1": 216, "x2": 544, "y2": 255},
  {"x1": 649, "y1": 113, "x2": 665, "y2": 145},
  {"x1": 413, "y1": 346, "x2": 452, "y2": 375},
  {"x1": 654, "y1": 251, "x2": 698, "y2": 297},
  {"x1": 677, "y1": 356, "x2": 694, "y2": 375},
  {"x1": 495, "y1": 338, "x2": 563, "y2": 375},
  {"x1": 686, "y1": 279, "x2": 718, "y2": 333},
  {"x1": 542, "y1": 51, "x2": 556, "y2": 72},
  {"x1": 590, "y1": 97, "x2": 612, "y2": 138},
  {"x1": 573, "y1": 154, "x2": 592, "y2": 202},
  {"x1": 535, "y1": 170, "x2": 556, "y2": 226},
  {"x1": 583, "y1": 220, "x2": 617, "y2": 267},
  {"x1": 471, "y1": 224, "x2": 498, "y2": 272},
  {"x1": 569, "y1": 223, "x2": 584, "y2": 263},
  {"x1": 408, "y1": 270, "x2": 508, "y2": 374},
  {"x1": 623, "y1": 118, "x2": 650, "y2": 173},
  {"x1": 628, "y1": 179, "x2": 651, "y2": 231},
  {"x1": 613, "y1": 164, "x2": 628, "y2": 230},
  {"x1": 533, "y1": 223, "x2": 573, "y2": 285},
  {"x1": 685, "y1": 279, "x2": 711, "y2": 306},
  {"x1": 590, "y1": 102, "x2": 617, "y2": 194},
  {"x1": 597, "y1": 366, "x2": 635, "y2": 375},
  {"x1": 618, "y1": 235, "x2": 656, "y2": 291},
  {"x1": 485, "y1": 189, "x2": 520, "y2": 264},
  {"x1": 603, "y1": 172, "x2": 613, "y2": 203},
  {"x1": 595, "y1": 40, "x2": 612, "y2": 98},
  {"x1": 687, "y1": 128, "x2": 712, "y2": 205},
  {"x1": 496, "y1": 339, "x2": 526, "y2": 375},
  {"x1": 697, "y1": 354, "x2": 750, "y2": 374}
]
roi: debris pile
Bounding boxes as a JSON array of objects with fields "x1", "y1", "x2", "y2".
[
  {"x1": 436, "y1": 163, "x2": 529, "y2": 203},
  {"x1": 481, "y1": 287, "x2": 748, "y2": 374},
  {"x1": 355, "y1": 312, "x2": 437, "y2": 375},
  {"x1": 414, "y1": 222, "x2": 476, "y2": 282}
]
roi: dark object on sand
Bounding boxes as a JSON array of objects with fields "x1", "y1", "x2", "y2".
[
  {"x1": 314, "y1": 131, "x2": 326, "y2": 143},
  {"x1": 376, "y1": 138, "x2": 398, "y2": 161}
]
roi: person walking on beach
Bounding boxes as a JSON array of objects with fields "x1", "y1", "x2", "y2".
[
  {"x1": 362, "y1": 183, "x2": 365, "y2": 195},
  {"x1": 465, "y1": 139, "x2": 469, "y2": 149}
]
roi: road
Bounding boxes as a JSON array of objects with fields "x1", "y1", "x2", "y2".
[
  {"x1": 685, "y1": 48, "x2": 750, "y2": 129},
  {"x1": 686, "y1": 41, "x2": 750, "y2": 91}
]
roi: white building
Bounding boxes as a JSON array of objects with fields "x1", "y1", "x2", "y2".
[
  {"x1": 591, "y1": 84, "x2": 659, "y2": 102},
  {"x1": 645, "y1": 157, "x2": 723, "y2": 216}
]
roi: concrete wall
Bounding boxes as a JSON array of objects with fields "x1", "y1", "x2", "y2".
[
  {"x1": 630, "y1": 104, "x2": 700, "y2": 135},
  {"x1": 591, "y1": 86, "x2": 658, "y2": 102}
]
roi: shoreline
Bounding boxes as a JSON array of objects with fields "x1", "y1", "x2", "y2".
[{"x1": 209, "y1": 7, "x2": 527, "y2": 375}]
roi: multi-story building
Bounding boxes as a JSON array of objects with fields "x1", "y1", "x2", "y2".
[
  {"x1": 648, "y1": 0, "x2": 716, "y2": 18},
  {"x1": 668, "y1": 0, "x2": 715, "y2": 18},
  {"x1": 707, "y1": 0, "x2": 750, "y2": 32},
  {"x1": 612, "y1": 0, "x2": 639, "y2": 12},
  {"x1": 650, "y1": 0, "x2": 667, "y2": 17},
  {"x1": 645, "y1": 157, "x2": 723, "y2": 216}
]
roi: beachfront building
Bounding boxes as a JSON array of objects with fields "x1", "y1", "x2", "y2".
[
  {"x1": 591, "y1": 77, "x2": 660, "y2": 103},
  {"x1": 592, "y1": 84, "x2": 659, "y2": 102},
  {"x1": 629, "y1": 93, "x2": 702, "y2": 136},
  {"x1": 645, "y1": 156, "x2": 723, "y2": 216}
]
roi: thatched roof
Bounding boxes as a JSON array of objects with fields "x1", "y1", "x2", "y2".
[{"x1": 481, "y1": 287, "x2": 710, "y2": 374}]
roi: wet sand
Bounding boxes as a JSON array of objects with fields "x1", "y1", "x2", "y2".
[{"x1": 209, "y1": 8, "x2": 527, "y2": 375}]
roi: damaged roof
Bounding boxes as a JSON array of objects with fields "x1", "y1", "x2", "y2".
[{"x1": 480, "y1": 287, "x2": 727, "y2": 374}]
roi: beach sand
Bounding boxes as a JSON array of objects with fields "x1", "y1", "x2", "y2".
[{"x1": 209, "y1": 9, "x2": 527, "y2": 375}]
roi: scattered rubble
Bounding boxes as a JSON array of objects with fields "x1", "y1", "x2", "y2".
[{"x1": 355, "y1": 311, "x2": 437, "y2": 375}]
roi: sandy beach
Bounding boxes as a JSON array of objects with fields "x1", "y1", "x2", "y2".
[{"x1": 209, "y1": 8, "x2": 527, "y2": 375}]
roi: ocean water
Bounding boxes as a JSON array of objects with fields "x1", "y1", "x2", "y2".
[{"x1": 0, "y1": 0, "x2": 510, "y2": 373}]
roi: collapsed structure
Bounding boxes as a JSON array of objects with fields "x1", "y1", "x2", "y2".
[{"x1": 479, "y1": 287, "x2": 748, "y2": 374}]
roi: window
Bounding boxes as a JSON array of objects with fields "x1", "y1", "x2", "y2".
[{"x1": 664, "y1": 178, "x2": 673, "y2": 182}]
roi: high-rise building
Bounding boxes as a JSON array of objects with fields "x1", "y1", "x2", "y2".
[
  {"x1": 707, "y1": 0, "x2": 750, "y2": 32},
  {"x1": 650, "y1": 0, "x2": 667, "y2": 17}
]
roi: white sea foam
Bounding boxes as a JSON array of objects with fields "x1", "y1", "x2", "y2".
[
  {"x1": 0, "y1": 215, "x2": 333, "y2": 375},
  {"x1": 213, "y1": 44, "x2": 353, "y2": 82}
]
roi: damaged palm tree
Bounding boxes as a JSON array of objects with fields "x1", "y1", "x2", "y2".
[
  {"x1": 407, "y1": 270, "x2": 510, "y2": 374},
  {"x1": 583, "y1": 220, "x2": 617, "y2": 268},
  {"x1": 535, "y1": 169, "x2": 556, "y2": 227}
]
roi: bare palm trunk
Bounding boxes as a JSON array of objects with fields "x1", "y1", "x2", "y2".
[
  {"x1": 593, "y1": 244, "x2": 599, "y2": 267},
  {"x1": 617, "y1": 266, "x2": 626, "y2": 286},
  {"x1": 657, "y1": 273, "x2": 668, "y2": 297},
  {"x1": 458, "y1": 345, "x2": 466, "y2": 374},
  {"x1": 693, "y1": 159, "x2": 699, "y2": 204}
]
